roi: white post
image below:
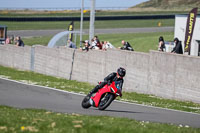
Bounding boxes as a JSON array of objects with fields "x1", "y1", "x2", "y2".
[
  {"x1": 89, "y1": 0, "x2": 95, "y2": 44},
  {"x1": 80, "y1": 0, "x2": 84, "y2": 48}
]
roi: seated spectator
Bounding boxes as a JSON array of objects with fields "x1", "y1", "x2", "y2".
[
  {"x1": 158, "y1": 36, "x2": 165, "y2": 52},
  {"x1": 106, "y1": 41, "x2": 114, "y2": 49},
  {"x1": 94, "y1": 36, "x2": 100, "y2": 45},
  {"x1": 119, "y1": 40, "x2": 134, "y2": 51},
  {"x1": 102, "y1": 41, "x2": 107, "y2": 51},
  {"x1": 67, "y1": 39, "x2": 77, "y2": 49},
  {"x1": 171, "y1": 38, "x2": 183, "y2": 54},
  {"x1": 102, "y1": 41, "x2": 114, "y2": 51},
  {"x1": 89, "y1": 39, "x2": 99, "y2": 50},
  {"x1": 5, "y1": 37, "x2": 11, "y2": 44},
  {"x1": 81, "y1": 40, "x2": 90, "y2": 52},
  {"x1": 96, "y1": 41, "x2": 102, "y2": 50},
  {"x1": 15, "y1": 36, "x2": 24, "y2": 47}
]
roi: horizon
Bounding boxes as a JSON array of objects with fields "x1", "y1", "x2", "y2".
[{"x1": 0, "y1": 0, "x2": 149, "y2": 10}]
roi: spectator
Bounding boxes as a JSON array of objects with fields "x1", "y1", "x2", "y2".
[
  {"x1": 102, "y1": 41, "x2": 114, "y2": 51},
  {"x1": 15, "y1": 36, "x2": 24, "y2": 47},
  {"x1": 94, "y1": 36, "x2": 100, "y2": 45},
  {"x1": 5, "y1": 37, "x2": 11, "y2": 44},
  {"x1": 106, "y1": 41, "x2": 114, "y2": 49},
  {"x1": 81, "y1": 40, "x2": 90, "y2": 52},
  {"x1": 89, "y1": 39, "x2": 99, "y2": 50},
  {"x1": 96, "y1": 41, "x2": 102, "y2": 50},
  {"x1": 102, "y1": 41, "x2": 107, "y2": 51},
  {"x1": 119, "y1": 40, "x2": 134, "y2": 51},
  {"x1": 67, "y1": 39, "x2": 77, "y2": 49},
  {"x1": 171, "y1": 38, "x2": 183, "y2": 54},
  {"x1": 158, "y1": 36, "x2": 165, "y2": 52}
]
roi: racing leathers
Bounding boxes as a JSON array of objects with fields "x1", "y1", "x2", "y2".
[{"x1": 88, "y1": 72, "x2": 124, "y2": 96}]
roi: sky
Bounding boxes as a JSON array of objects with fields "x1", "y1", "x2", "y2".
[{"x1": 0, "y1": 0, "x2": 149, "y2": 10}]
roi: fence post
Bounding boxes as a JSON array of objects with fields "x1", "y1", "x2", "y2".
[
  {"x1": 69, "y1": 49, "x2": 76, "y2": 80},
  {"x1": 30, "y1": 46, "x2": 35, "y2": 71}
]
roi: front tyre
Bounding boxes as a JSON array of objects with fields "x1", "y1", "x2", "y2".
[
  {"x1": 81, "y1": 96, "x2": 91, "y2": 109},
  {"x1": 98, "y1": 93, "x2": 115, "y2": 110}
]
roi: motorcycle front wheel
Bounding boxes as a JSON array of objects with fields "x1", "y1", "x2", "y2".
[
  {"x1": 81, "y1": 96, "x2": 91, "y2": 109},
  {"x1": 98, "y1": 93, "x2": 115, "y2": 110}
]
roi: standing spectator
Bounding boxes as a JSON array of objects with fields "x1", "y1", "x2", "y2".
[
  {"x1": 158, "y1": 36, "x2": 165, "y2": 52},
  {"x1": 119, "y1": 40, "x2": 134, "y2": 51},
  {"x1": 67, "y1": 39, "x2": 77, "y2": 49},
  {"x1": 171, "y1": 38, "x2": 183, "y2": 54},
  {"x1": 15, "y1": 36, "x2": 24, "y2": 47}
]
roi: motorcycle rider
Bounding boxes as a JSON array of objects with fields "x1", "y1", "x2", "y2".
[{"x1": 87, "y1": 67, "x2": 126, "y2": 97}]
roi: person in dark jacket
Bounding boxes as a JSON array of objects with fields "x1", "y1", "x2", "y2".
[
  {"x1": 158, "y1": 36, "x2": 165, "y2": 52},
  {"x1": 120, "y1": 40, "x2": 134, "y2": 51},
  {"x1": 171, "y1": 38, "x2": 183, "y2": 54},
  {"x1": 87, "y1": 67, "x2": 126, "y2": 97},
  {"x1": 16, "y1": 36, "x2": 24, "y2": 47}
]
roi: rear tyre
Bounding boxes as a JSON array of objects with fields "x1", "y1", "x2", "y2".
[
  {"x1": 81, "y1": 96, "x2": 91, "y2": 109},
  {"x1": 98, "y1": 93, "x2": 115, "y2": 110}
]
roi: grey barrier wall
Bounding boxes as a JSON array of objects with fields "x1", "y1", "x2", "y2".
[
  {"x1": 0, "y1": 44, "x2": 200, "y2": 103},
  {"x1": 148, "y1": 51, "x2": 200, "y2": 103},
  {"x1": 33, "y1": 46, "x2": 74, "y2": 79},
  {"x1": 0, "y1": 45, "x2": 31, "y2": 71}
]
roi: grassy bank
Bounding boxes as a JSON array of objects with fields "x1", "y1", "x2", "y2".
[
  {"x1": 1, "y1": 19, "x2": 174, "y2": 30},
  {"x1": 22, "y1": 32, "x2": 174, "y2": 53},
  {"x1": 1, "y1": 105, "x2": 199, "y2": 133},
  {"x1": 0, "y1": 65, "x2": 200, "y2": 114}
]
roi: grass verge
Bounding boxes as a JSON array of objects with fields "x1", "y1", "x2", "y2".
[
  {"x1": 0, "y1": 10, "x2": 192, "y2": 17},
  {"x1": 0, "y1": 65, "x2": 200, "y2": 114},
  {"x1": 1, "y1": 19, "x2": 174, "y2": 30},
  {"x1": 0, "y1": 105, "x2": 199, "y2": 133}
]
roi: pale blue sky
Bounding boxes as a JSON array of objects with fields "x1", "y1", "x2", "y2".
[{"x1": 0, "y1": 0, "x2": 149, "y2": 9}]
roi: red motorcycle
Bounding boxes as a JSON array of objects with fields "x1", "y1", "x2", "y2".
[{"x1": 81, "y1": 81, "x2": 122, "y2": 110}]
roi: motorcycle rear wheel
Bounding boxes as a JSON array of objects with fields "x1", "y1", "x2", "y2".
[
  {"x1": 81, "y1": 96, "x2": 91, "y2": 109},
  {"x1": 98, "y1": 93, "x2": 115, "y2": 110}
]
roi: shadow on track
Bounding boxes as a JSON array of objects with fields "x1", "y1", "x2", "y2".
[{"x1": 91, "y1": 108, "x2": 143, "y2": 114}]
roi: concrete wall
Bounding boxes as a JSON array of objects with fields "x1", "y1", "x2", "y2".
[
  {"x1": 0, "y1": 45, "x2": 31, "y2": 70},
  {"x1": 0, "y1": 44, "x2": 200, "y2": 103},
  {"x1": 34, "y1": 46, "x2": 74, "y2": 79},
  {"x1": 149, "y1": 50, "x2": 200, "y2": 103}
]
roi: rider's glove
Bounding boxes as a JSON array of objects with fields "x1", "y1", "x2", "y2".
[{"x1": 117, "y1": 87, "x2": 122, "y2": 97}]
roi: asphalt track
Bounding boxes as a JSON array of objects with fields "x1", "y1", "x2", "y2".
[
  {"x1": 8, "y1": 27, "x2": 174, "y2": 37},
  {"x1": 0, "y1": 78, "x2": 200, "y2": 128}
]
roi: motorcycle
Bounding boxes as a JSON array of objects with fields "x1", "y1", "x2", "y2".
[{"x1": 81, "y1": 81, "x2": 122, "y2": 110}]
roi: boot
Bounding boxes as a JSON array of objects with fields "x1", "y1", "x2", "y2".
[{"x1": 87, "y1": 85, "x2": 100, "y2": 97}]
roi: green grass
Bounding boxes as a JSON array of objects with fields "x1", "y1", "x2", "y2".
[
  {"x1": 1, "y1": 19, "x2": 174, "y2": 30},
  {"x1": 0, "y1": 65, "x2": 200, "y2": 114},
  {"x1": 23, "y1": 36, "x2": 53, "y2": 46},
  {"x1": 22, "y1": 32, "x2": 174, "y2": 53},
  {"x1": 1, "y1": 105, "x2": 199, "y2": 133},
  {"x1": 97, "y1": 32, "x2": 174, "y2": 52}
]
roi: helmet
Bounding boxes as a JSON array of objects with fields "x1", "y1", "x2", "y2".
[{"x1": 117, "y1": 67, "x2": 126, "y2": 77}]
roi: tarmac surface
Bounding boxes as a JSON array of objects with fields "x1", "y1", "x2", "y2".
[
  {"x1": 0, "y1": 77, "x2": 200, "y2": 128},
  {"x1": 8, "y1": 27, "x2": 174, "y2": 37}
]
